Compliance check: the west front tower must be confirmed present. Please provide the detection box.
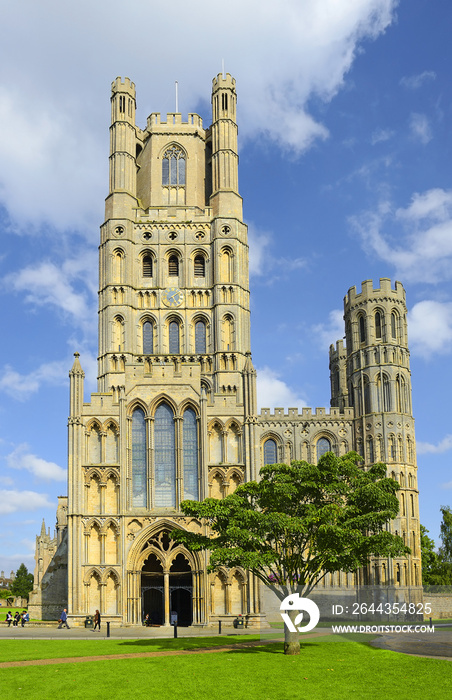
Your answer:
[63,74,260,627]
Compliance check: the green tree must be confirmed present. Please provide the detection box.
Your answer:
[422,508,452,587]
[438,506,452,562]
[173,452,409,655]
[420,524,441,585]
[10,564,34,599]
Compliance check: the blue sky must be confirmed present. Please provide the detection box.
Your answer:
[0,0,451,575]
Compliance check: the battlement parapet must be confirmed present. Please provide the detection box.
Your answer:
[147,112,204,130]
[329,338,346,359]
[258,407,354,419]
[345,278,405,307]
[135,205,212,222]
[111,76,136,96]
[212,73,236,91]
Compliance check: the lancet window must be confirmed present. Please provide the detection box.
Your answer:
[263,438,277,466]
[316,437,331,461]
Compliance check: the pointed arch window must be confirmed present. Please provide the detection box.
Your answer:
[316,437,331,461]
[154,403,176,507]
[263,439,277,466]
[195,320,206,353]
[169,321,180,354]
[367,436,374,463]
[391,312,397,339]
[383,374,391,411]
[375,312,382,339]
[168,255,179,277]
[183,408,198,500]
[132,408,147,507]
[194,255,205,277]
[142,255,153,277]
[359,315,366,344]
[162,145,186,186]
[113,316,125,352]
[142,321,153,354]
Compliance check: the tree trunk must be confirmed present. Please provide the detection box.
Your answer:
[283,608,300,655]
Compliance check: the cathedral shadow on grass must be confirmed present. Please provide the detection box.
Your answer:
[116,636,279,653]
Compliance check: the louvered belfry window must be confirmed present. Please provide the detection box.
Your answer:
[143,255,152,277]
[168,255,179,276]
[194,255,205,277]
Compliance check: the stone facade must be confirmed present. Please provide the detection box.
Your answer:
[31,74,422,626]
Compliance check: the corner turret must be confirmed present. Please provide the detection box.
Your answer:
[210,73,242,218]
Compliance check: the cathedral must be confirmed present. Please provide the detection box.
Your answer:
[29,74,421,626]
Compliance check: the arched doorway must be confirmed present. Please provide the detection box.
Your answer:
[170,553,192,626]
[141,553,164,625]
[137,531,194,626]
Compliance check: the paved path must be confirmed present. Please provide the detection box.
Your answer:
[371,629,452,661]
[0,625,273,640]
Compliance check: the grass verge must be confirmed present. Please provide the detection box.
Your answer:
[0,636,451,700]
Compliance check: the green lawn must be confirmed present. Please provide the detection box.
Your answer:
[0,635,266,662]
[1,636,451,700]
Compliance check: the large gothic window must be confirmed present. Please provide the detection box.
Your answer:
[183,408,198,500]
[162,146,186,186]
[154,403,176,507]
[263,438,277,466]
[132,408,147,507]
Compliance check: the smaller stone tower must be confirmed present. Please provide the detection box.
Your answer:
[343,278,421,596]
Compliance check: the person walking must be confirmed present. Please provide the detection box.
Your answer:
[93,609,101,631]
[5,611,12,627]
[58,608,70,629]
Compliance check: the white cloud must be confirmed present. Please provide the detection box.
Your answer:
[351,188,452,284]
[257,366,307,411]
[0,490,54,515]
[248,225,272,277]
[0,360,68,400]
[407,301,452,357]
[0,476,14,486]
[418,434,452,456]
[409,113,432,144]
[0,0,397,232]
[312,309,345,349]
[396,188,452,223]
[371,127,395,145]
[5,250,98,328]
[400,70,436,89]
[248,223,308,280]
[6,444,67,482]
